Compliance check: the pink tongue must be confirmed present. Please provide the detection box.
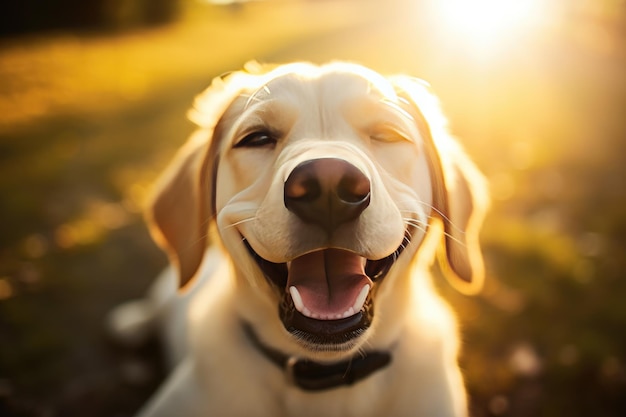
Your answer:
[287,249,372,318]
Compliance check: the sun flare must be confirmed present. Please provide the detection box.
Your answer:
[428,0,547,54]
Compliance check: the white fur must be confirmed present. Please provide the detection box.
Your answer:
[111,62,488,417]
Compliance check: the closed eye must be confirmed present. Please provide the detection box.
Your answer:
[234,130,278,148]
[369,125,413,144]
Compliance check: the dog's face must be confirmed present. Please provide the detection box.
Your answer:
[148,63,488,357]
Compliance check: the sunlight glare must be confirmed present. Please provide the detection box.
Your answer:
[430,0,546,54]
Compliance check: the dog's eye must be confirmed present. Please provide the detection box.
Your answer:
[369,126,411,144]
[234,131,277,148]
[370,132,404,143]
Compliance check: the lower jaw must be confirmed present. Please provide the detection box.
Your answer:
[245,228,413,351]
[279,291,374,351]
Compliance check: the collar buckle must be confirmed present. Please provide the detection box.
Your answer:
[285,356,299,386]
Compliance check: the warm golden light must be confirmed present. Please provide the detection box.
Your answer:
[429,0,547,55]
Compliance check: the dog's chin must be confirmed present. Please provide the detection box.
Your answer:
[243,233,409,353]
[278,290,373,352]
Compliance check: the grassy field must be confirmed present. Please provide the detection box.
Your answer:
[1,1,625,416]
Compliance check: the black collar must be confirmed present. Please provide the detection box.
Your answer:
[242,323,392,391]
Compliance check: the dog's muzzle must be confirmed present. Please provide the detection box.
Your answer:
[246,158,408,349]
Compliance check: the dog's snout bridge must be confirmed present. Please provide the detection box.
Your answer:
[283,158,371,232]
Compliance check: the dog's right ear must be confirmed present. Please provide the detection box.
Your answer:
[147,72,248,288]
[391,75,489,295]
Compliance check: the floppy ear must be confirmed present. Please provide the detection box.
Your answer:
[393,77,489,294]
[432,144,489,294]
[147,131,215,288]
[147,72,245,288]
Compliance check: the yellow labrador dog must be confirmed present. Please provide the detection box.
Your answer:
[111,62,489,417]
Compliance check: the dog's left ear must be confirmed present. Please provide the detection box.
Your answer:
[147,131,216,289]
[147,72,247,288]
[393,77,489,294]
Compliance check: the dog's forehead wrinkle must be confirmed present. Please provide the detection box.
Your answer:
[264,69,391,108]
[237,71,399,148]
[316,66,397,99]
[263,73,316,99]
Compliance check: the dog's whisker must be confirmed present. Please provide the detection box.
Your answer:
[244,84,272,109]
[221,216,258,231]
[403,221,427,232]
[243,93,259,109]
[402,217,428,231]
[402,216,467,248]
[379,98,415,123]
[397,200,467,236]
[187,213,259,251]
[418,203,466,236]
[183,217,216,252]
[422,216,468,248]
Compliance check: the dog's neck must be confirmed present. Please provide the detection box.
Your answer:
[241,322,392,391]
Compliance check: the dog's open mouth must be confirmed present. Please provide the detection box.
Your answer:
[244,235,408,349]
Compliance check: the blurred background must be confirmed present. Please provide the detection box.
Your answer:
[1,0,625,416]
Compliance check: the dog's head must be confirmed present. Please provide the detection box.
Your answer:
[148,62,488,357]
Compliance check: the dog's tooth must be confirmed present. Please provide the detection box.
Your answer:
[289,286,304,313]
[342,308,353,319]
[353,285,370,312]
[290,284,369,320]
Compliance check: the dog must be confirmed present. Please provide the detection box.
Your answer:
[109,62,489,417]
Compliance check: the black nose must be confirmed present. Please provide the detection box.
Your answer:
[284,158,371,232]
